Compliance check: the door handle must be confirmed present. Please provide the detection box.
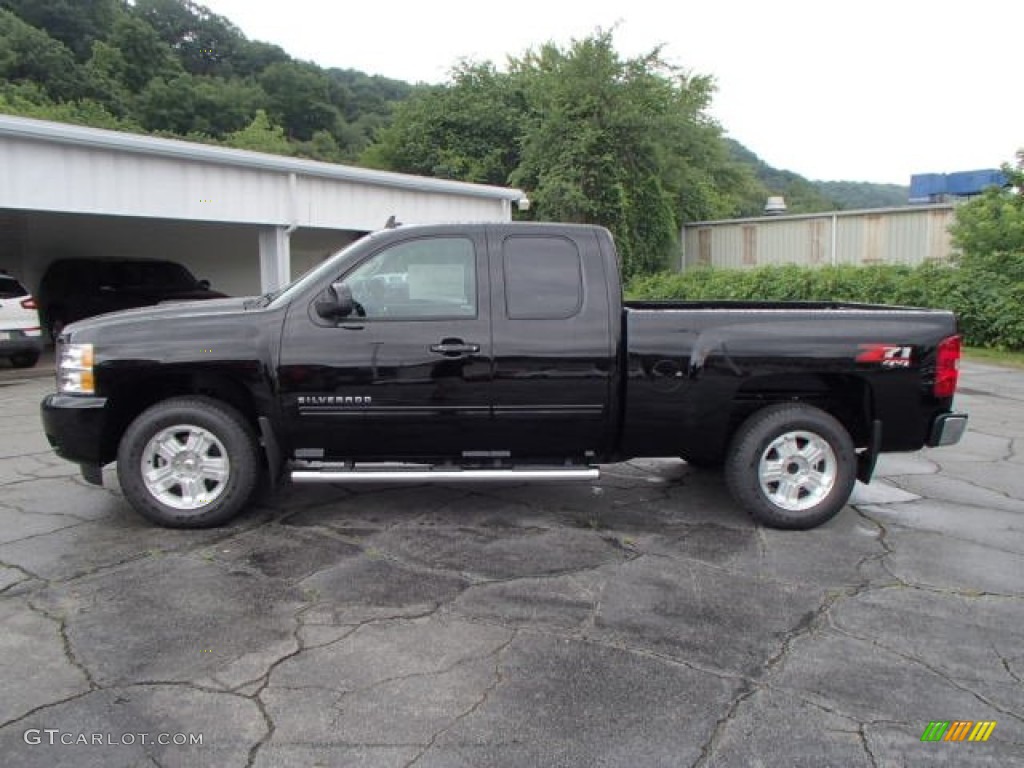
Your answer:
[430,340,480,357]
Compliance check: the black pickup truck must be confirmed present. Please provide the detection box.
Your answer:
[41,222,966,530]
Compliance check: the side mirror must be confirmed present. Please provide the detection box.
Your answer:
[198,279,211,290]
[315,281,355,320]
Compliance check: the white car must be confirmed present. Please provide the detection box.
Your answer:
[0,273,44,368]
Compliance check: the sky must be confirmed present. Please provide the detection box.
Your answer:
[201,0,1022,185]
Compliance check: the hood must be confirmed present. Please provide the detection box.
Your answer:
[64,297,253,338]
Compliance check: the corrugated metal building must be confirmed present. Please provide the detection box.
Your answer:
[681,204,955,270]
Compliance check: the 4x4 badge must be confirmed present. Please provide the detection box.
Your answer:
[856,344,913,368]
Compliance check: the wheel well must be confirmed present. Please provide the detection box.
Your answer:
[104,371,262,462]
[726,374,874,452]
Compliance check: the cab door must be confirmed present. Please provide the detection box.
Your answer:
[278,231,493,459]
[486,227,616,457]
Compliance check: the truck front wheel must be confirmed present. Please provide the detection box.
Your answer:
[725,404,856,530]
[116,397,261,528]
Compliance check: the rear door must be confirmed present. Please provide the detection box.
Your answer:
[278,230,494,459]
[486,226,616,457]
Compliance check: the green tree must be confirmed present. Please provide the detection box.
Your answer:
[0,81,137,130]
[136,73,259,137]
[366,31,754,277]
[362,62,523,185]
[294,129,343,162]
[231,39,290,78]
[0,0,121,59]
[133,0,243,77]
[87,14,180,94]
[259,61,340,141]
[223,109,292,155]
[0,9,90,100]
[950,154,1024,266]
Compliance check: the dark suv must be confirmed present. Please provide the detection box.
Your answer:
[38,258,227,338]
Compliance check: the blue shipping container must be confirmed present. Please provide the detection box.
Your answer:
[909,173,947,199]
[945,169,1006,196]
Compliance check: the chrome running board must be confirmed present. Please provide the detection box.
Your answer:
[291,463,599,484]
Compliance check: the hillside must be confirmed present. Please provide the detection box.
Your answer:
[814,180,909,209]
[0,0,411,162]
[726,140,909,213]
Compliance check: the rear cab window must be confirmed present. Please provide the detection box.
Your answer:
[502,236,583,319]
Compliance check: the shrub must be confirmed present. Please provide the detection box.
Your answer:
[626,259,1024,351]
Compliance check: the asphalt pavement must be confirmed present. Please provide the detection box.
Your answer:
[0,362,1021,767]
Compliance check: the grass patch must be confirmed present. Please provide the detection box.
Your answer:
[963,346,1024,369]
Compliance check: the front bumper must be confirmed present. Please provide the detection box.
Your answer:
[927,412,968,447]
[40,394,111,470]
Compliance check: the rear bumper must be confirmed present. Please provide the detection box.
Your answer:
[40,394,111,467]
[0,332,44,355]
[927,412,968,447]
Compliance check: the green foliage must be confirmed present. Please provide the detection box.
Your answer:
[628,259,1024,350]
[88,14,181,94]
[295,129,342,162]
[223,109,292,155]
[133,0,243,77]
[0,0,409,158]
[0,9,90,100]
[509,34,692,277]
[362,63,522,185]
[0,0,120,59]
[366,31,758,278]
[137,73,260,136]
[259,61,340,141]
[950,156,1024,261]
[0,81,136,130]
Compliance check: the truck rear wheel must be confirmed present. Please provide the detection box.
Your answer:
[725,404,856,530]
[116,397,261,528]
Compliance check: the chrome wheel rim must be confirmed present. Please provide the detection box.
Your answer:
[758,430,837,512]
[141,425,230,510]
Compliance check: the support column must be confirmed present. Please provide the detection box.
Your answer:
[258,226,291,292]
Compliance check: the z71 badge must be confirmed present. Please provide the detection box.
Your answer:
[856,344,913,368]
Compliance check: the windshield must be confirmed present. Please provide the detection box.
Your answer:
[265,234,377,308]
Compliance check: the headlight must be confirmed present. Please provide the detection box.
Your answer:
[57,343,95,394]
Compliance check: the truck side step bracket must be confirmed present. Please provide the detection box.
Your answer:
[290,464,600,484]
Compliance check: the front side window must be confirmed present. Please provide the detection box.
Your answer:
[342,237,477,319]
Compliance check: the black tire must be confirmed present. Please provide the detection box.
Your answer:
[9,350,40,368]
[724,404,856,530]
[116,397,261,528]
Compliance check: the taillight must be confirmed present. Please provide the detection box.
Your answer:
[934,335,961,398]
[20,297,37,309]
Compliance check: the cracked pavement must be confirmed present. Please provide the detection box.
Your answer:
[1,362,1022,766]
